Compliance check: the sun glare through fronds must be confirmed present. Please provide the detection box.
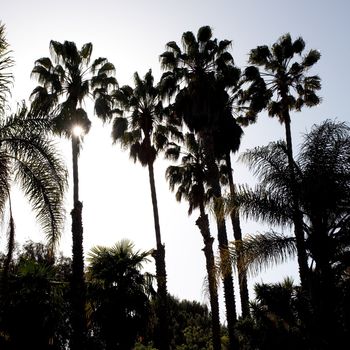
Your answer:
[72,125,84,137]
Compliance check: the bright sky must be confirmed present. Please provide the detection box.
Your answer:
[2,0,350,320]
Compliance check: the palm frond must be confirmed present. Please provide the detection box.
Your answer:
[229,232,297,277]
[0,22,14,116]
[233,184,293,227]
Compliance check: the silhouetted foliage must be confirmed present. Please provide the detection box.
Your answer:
[86,240,153,350]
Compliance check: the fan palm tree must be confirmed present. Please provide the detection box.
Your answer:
[0,22,13,117]
[235,278,307,350]
[96,69,171,350]
[238,33,321,291]
[87,240,153,350]
[30,40,116,350]
[166,132,221,350]
[0,104,67,283]
[214,111,250,318]
[160,26,241,349]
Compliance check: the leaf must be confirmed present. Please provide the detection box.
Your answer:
[111,117,128,141]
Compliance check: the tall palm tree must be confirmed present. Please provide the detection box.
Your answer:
[87,240,153,350]
[0,104,67,282]
[0,22,13,117]
[97,69,170,350]
[30,40,116,350]
[238,33,321,291]
[214,111,250,318]
[160,26,241,349]
[166,132,221,350]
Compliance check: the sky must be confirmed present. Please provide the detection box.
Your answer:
[2,0,350,321]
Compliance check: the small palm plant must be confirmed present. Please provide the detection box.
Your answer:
[87,240,153,350]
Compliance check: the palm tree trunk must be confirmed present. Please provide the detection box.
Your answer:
[196,204,221,350]
[200,129,239,350]
[72,135,80,204]
[148,161,169,350]
[283,115,310,292]
[225,153,250,319]
[2,208,14,287]
[70,135,87,350]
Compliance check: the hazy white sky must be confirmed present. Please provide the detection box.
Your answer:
[2,0,350,320]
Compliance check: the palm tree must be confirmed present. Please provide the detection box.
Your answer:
[235,278,307,350]
[0,104,67,283]
[96,69,171,350]
[87,240,153,350]
[160,26,241,349]
[165,132,221,350]
[214,111,250,318]
[230,120,350,348]
[0,22,13,117]
[238,33,321,291]
[30,40,116,350]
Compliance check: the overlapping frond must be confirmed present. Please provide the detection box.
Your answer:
[229,232,297,277]
[234,184,293,228]
[240,33,321,125]
[31,40,116,139]
[0,106,68,248]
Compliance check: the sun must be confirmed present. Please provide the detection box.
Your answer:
[72,125,84,137]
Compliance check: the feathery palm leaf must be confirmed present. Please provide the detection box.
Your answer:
[0,23,14,117]
[230,232,297,277]
[0,105,67,247]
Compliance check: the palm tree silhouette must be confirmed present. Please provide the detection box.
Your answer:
[99,69,170,350]
[160,25,241,349]
[87,239,152,349]
[30,40,116,350]
[0,104,67,283]
[231,120,350,348]
[239,33,321,291]
[166,132,221,350]
[213,111,250,318]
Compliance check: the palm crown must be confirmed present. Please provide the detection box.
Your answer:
[166,132,212,215]
[110,69,169,166]
[30,40,116,138]
[239,33,321,125]
[235,120,350,270]
[160,26,241,132]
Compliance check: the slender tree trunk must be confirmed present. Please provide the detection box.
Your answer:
[196,203,221,350]
[225,153,250,319]
[2,209,14,287]
[200,130,239,350]
[70,135,87,350]
[148,161,169,350]
[283,115,310,292]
